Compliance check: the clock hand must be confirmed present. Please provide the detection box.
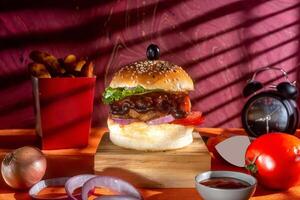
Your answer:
[269,107,281,116]
[266,117,269,133]
[265,115,271,133]
[255,117,266,122]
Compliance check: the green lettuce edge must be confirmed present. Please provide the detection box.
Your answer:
[102,85,160,104]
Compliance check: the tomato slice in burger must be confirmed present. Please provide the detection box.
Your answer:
[172,111,204,126]
[180,96,191,112]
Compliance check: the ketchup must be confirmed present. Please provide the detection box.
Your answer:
[200,177,250,189]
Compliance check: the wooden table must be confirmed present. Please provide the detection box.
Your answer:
[1,128,300,200]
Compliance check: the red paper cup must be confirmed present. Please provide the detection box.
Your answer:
[32,77,96,150]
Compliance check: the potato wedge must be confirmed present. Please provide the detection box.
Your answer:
[29,50,65,76]
[28,63,51,78]
[75,60,86,72]
[64,54,77,65]
[81,61,94,77]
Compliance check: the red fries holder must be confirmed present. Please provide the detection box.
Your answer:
[32,77,96,150]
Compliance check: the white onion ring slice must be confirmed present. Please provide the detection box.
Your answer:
[65,174,96,200]
[29,177,69,200]
[95,195,141,200]
[81,176,142,200]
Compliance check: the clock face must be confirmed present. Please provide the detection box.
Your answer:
[245,96,289,136]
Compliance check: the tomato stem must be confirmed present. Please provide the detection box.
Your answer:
[245,163,258,174]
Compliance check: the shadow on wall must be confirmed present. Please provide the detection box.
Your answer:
[0,0,299,128]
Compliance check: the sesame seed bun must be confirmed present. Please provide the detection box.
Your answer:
[109,60,194,92]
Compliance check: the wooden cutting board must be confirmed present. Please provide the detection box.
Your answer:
[94,132,211,188]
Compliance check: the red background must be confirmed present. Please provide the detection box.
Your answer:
[1,0,300,129]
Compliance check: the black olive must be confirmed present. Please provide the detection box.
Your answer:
[146,44,160,60]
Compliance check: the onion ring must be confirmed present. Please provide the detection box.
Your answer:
[29,175,142,200]
[95,195,141,200]
[29,177,69,200]
[81,176,142,200]
[65,174,96,200]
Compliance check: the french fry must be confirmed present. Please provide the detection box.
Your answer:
[28,63,51,78]
[80,61,94,77]
[29,51,65,76]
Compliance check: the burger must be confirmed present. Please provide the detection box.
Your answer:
[102,44,204,151]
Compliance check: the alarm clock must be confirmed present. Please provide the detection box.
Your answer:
[241,67,299,137]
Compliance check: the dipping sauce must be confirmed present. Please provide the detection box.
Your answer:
[200,177,250,189]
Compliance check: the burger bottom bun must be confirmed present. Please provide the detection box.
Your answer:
[107,118,194,151]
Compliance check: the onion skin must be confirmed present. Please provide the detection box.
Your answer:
[1,146,47,189]
[95,195,141,200]
[82,176,142,200]
[65,174,96,200]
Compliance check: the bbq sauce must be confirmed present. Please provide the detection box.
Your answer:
[200,177,250,189]
[110,92,188,118]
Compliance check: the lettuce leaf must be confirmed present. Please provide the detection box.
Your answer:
[102,85,150,104]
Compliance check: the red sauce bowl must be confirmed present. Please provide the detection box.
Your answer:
[195,171,256,200]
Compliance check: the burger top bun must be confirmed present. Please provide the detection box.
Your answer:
[109,60,194,92]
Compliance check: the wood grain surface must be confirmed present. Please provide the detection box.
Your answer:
[1,0,300,129]
[1,128,300,199]
[95,132,211,188]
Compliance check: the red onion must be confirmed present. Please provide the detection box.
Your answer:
[29,175,142,200]
[65,174,96,200]
[112,118,138,125]
[1,146,47,189]
[29,177,69,200]
[81,176,142,200]
[95,195,141,200]
[146,115,175,125]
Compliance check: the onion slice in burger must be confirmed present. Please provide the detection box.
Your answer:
[111,118,138,125]
[65,174,96,200]
[81,176,142,200]
[146,115,175,125]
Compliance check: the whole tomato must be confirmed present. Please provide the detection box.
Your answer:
[245,133,300,190]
